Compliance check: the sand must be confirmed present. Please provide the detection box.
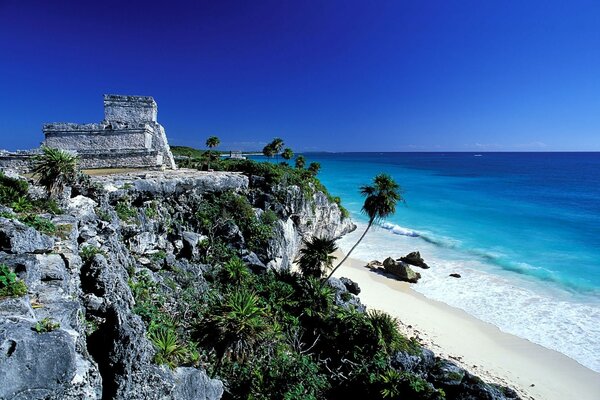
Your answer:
[331,251,600,400]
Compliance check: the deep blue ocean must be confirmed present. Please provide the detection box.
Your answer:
[298,152,600,371]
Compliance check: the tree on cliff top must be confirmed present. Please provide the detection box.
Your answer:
[32,146,79,197]
[263,138,284,161]
[281,148,294,164]
[323,173,403,285]
[205,136,220,170]
[295,155,306,169]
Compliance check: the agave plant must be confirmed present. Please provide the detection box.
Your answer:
[148,327,186,369]
[219,257,250,285]
[206,288,269,364]
[31,146,79,196]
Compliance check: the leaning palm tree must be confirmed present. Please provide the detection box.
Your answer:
[31,146,79,197]
[296,236,338,278]
[323,174,403,285]
[205,136,220,170]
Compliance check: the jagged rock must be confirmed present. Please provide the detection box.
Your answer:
[328,277,366,312]
[0,297,35,319]
[243,252,267,273]
[0,217,54,254]
[182,231,207,259]
[391,348,435,377]
[399,251,429,269]
[0,320,78,399]
[450,273,462,278]
[340,277,361,295]
[171,367,224,400]
[129,232,159,255]
[67,195,98,223]
[431,359,466,386]
[366,260,383,269]
[383,257,421,283]
[266,185,355,270]
[217,222,245,248]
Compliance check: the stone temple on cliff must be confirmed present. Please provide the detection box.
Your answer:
[42,94,176,170]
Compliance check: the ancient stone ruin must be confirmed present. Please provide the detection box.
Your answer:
[43,94,176,170]
[0,94,177,171]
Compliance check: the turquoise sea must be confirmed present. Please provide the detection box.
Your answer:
[299,152,600,372]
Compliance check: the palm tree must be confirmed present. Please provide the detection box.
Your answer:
[205,136,220,170]
[262,143,276,158]
[308,162,321,176]
[263,138,284,162]
[31,146,79,197]
[296,236,338,278]
[270,138,284,155]
[323,174,403,285]
[295,155,306,169]
[281,148,294,164]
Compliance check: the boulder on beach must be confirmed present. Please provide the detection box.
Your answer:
[366,260,383,269]
[383,257,421,283]
[399,251,429,269]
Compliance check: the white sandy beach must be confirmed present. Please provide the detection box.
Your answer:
[331,251,600,400]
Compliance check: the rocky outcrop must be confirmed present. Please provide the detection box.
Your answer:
[383,257,421,283]
[0,169,350,399]
[392,351,520,400]
[400,251,429,269]
[265,185,355,270]
[0,218,54,254]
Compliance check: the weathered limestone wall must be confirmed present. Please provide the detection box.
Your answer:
[104,94,158,123]
[41,94,176,170]
[0,151,38,173]
[44,124,153,151]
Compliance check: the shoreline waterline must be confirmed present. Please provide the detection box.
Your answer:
[335,219,600,373]
[331,250,600,400]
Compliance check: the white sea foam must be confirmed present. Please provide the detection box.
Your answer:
[338,220,600,372]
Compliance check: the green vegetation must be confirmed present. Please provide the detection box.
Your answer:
[194,191,277,255]
[31,145,79,196]
[281,147,294,164]
[80,245,106,263]
[296,236,338,278]
[295,154,306,169]
[308,161,321,176]
[206,136,221,170]
[263,137,284,161]
[324,173,403,284]
[115,198,137,222]
[0,171,61,216]
[19,214,56,235]
[34,318,60,333]
[0,264,27,298]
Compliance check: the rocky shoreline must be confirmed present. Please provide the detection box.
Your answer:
[0,168,519,399]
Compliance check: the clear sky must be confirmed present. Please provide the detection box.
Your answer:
[1,0,599,152]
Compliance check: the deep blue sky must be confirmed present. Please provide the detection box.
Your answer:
[1,1,599,151]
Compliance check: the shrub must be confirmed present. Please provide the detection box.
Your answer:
[31,146,78,196]
[80,245,106,263]
[198,288,270,364]
[34,318,60,333]
[0,171,29,206]
[19,214,56,235]
[115,199,137,222]
[219,257,250,285]
[0,264,27,298]
[148,327,186,369]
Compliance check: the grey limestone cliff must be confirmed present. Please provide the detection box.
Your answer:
[0,169,352,399]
